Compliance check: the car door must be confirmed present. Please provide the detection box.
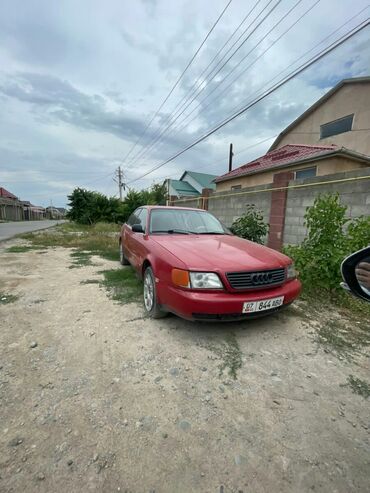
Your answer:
[129,208,148,270]
[123,208,143,264]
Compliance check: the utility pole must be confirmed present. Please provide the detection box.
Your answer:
[114,166,125,201]
[228,143,234,172]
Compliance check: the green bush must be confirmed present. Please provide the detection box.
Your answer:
[284,193,370,295]
[230,205,269,244]
[67,182,167,225]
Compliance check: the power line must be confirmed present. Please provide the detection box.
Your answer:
[127,0,282,168]
[126,19,370,185]
[151,0,318,154]
[121,0,233,164]
[130,3,368,174]
[139,134,279,183]
[126,0,265,167]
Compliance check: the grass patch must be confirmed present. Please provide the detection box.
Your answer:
[347,375,370,399]
[69,250,94,268]
[100,268,142,304]
[315,316,370,358]
[209,333,243,380]
[5,245,46,253]
[19,222,120,262]
[0,292,18,304]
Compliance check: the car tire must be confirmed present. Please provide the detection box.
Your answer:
[143,267,167,319]
[119,241,130,265]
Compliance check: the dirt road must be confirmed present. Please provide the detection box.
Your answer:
[0,239,369,493]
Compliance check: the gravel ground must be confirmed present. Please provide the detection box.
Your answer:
[0,239,369,493]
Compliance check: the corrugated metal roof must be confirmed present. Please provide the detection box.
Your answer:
[182,171,217,189]
[170,179,199,196]
[214,144,370,183]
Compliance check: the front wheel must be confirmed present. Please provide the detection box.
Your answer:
[119,241,130,265]
[143,267,167,319]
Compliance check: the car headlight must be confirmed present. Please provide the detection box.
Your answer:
[189,272,223,289]
[286,263,297,280]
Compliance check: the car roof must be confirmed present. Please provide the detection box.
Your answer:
[144,205,206,212]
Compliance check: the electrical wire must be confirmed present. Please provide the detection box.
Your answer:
[137,134,279,183]
[126,19,370,185]
[125,0,265,166]
[131,3,368,173]
[132,0,312,167]
[121,0,233,164]
[150,0,318,154]
[127,0,282,167]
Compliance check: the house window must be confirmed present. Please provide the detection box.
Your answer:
[320,114,353,139]
[231,185,242,191]
[295,166,317,180]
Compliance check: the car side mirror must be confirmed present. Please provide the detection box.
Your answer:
[341,246,370,302]
[132,223,144,233]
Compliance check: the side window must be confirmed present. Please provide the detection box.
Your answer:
[320,114,353,139]
[139,208,148,232]
[295,166,317,180]
[231,185,241,191]
[127,208,142,226]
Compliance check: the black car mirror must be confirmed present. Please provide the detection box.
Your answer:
[341,246,370,302]
[132,224,144,233]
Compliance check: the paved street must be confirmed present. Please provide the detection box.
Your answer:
[0,220,66,242]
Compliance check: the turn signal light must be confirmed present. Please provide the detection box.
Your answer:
[171,269,190,288]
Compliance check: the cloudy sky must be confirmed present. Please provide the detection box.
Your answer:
[0,0,369,207]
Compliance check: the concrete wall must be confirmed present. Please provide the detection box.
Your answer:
[283,167,370,245]
[274,81,370,155]
[173,184,272,228]
[173,168,370,248]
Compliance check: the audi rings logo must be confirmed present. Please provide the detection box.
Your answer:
[251,272,273,285]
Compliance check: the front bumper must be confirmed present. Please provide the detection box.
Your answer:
[160,278,301,321]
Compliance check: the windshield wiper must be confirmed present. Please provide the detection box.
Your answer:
[152,229,190,235]
[196,231,227,235]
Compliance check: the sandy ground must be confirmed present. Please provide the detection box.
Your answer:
[0,239,369,493]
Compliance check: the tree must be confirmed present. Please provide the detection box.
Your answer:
[66,181,167,225]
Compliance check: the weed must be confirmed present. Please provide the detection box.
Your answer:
[69,250,94,268]
[315,318,370,358]
[20,223,120,262]
[5,245,45,253]
[347,375,370,398]
[209,333,243,380]
[80,279,100,285]
[100,268,142,304]
[0,292,18,304]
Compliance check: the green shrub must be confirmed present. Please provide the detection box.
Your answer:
[284,193,370,296]
[66,183,167,225]
[230,205,269,244]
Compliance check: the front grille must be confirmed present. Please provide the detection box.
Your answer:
[226,268,286,290]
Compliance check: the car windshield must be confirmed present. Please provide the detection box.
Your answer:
[149,208,229,235]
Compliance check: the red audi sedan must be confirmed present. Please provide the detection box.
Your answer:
[119,206,301,321]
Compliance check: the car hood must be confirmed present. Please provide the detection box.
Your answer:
[151,234,290,272]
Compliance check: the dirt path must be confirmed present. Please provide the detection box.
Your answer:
[0,240,369,493]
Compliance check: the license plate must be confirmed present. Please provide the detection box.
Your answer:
[242,296,284,313]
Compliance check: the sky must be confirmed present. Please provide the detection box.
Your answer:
[0,0,369,207]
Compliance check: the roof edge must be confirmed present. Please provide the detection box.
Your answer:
[215,148,370,183]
